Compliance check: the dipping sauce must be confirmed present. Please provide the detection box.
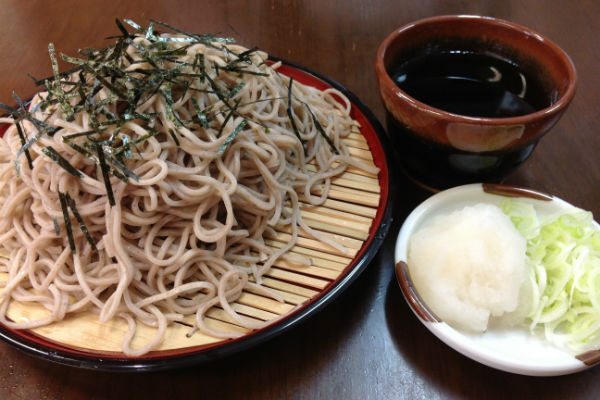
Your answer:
[390,52,549,118]
[384,47,554,190]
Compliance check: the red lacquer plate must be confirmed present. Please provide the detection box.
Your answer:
[0,59,393,371]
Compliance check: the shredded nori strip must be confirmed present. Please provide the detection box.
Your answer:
[65,192,97,251]
[62,130,103,140]
[149,19,235,46]
[63,139,129,182]
[48,43,75,120]
[115,18,132,38]
[218,119,247,156]
[32,65,83,87]
[112,129,158,160]
[303,102,339,155]
[58,192,76,252]
[81,63,128,100]
[160,83,184,127]
[203,72,233,110]
[217,99,241,137]
[14,121,34,169]
[18,130,44,158]
[192,53,205,81]
[7,93,36,167]
[41,146,83,178]
[94,142,116,206]
[190,97,210,128]
[286,77,307,156]
[168,128,180,146]
[216,66,269,77]
[13,160,20,177]
[53,217,61,235]
[227,82,245,99]
[225,46,258,69]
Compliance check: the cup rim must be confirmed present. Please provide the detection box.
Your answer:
[375,14,578,125]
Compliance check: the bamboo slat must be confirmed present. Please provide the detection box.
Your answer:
[246,284,311,306]
[305,164,380,193]
[348,147,375,162]
[313,185,381,208]
[253,276,319,299]
[271,249,349,272]
[300,202,374,227]
[265,239,354,264]
[301,197,377,218]
[264,230,362,256]
[343,137,370,150]
[271,259,341,280]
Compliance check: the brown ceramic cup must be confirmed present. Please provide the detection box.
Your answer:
[375,15,577,191]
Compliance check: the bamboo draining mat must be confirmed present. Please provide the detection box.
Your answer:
[0,130,381,355]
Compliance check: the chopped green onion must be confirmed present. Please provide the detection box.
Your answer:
[501,199,600,353]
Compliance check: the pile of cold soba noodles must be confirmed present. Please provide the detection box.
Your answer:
[0,21,377,355]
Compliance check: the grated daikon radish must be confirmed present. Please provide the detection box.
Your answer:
[408,203,527,332]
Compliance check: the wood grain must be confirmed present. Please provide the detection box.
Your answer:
[0,1,599,399]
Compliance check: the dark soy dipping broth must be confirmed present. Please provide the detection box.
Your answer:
[390,52,549,117]
[385,50,553,189]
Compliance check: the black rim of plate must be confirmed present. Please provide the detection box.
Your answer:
[0,58,395,371]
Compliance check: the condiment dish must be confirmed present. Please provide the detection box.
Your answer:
[395,183,600,376]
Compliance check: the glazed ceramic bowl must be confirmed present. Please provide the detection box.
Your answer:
[375,15,577,191]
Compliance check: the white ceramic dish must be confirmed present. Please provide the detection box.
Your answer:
[394,183,600,376]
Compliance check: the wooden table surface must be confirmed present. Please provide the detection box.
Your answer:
[0,1,598,399]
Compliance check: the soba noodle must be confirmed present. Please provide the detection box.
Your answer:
[0,21,378,355]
